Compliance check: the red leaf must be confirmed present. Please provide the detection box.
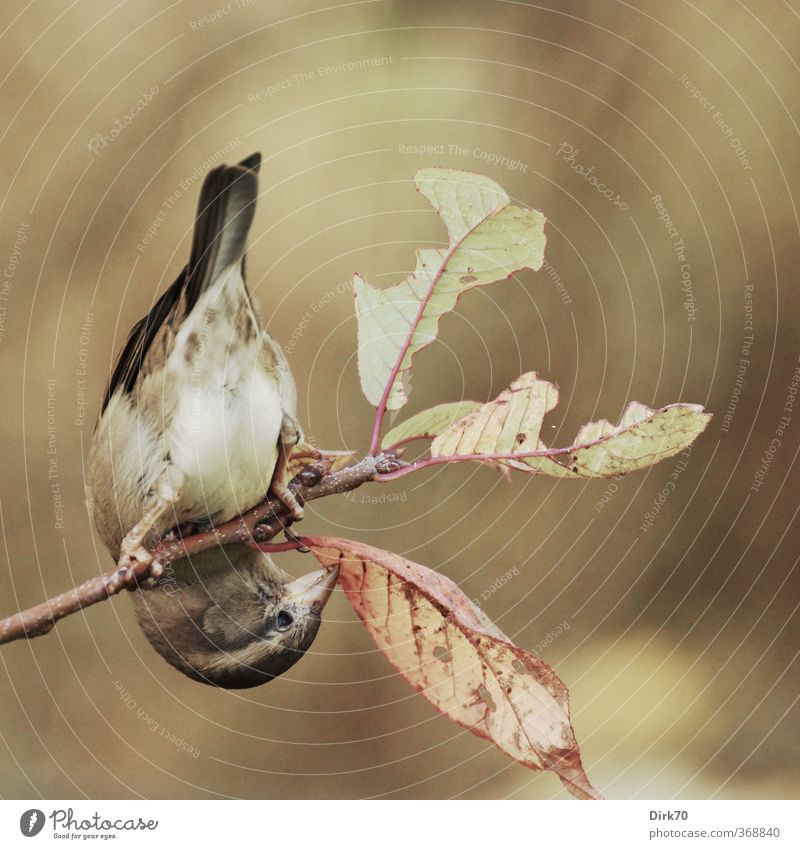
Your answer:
[305,536,601,799]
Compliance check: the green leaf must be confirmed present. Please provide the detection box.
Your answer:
[380,401,481,449]
[355,169,546,412]
[430,371,711,478]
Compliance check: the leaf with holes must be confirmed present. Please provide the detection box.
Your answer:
[427,371,711,477]
[305,535,601,800]
[355,168,546,413]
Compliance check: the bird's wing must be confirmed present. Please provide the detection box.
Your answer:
[100,153,262,413]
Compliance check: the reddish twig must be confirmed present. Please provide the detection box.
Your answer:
[248,540,306,554]
[371,444,580,481]
[0,454,397,646]
[0,432,595,645]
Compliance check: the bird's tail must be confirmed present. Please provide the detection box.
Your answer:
[97,153,263,414]
[184,152,261,306]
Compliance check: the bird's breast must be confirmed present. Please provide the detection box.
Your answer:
[169,367,282,523]
[166,274,284,524]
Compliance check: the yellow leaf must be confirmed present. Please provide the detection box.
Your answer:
[381,401,482,449]
[430,372,711,477]
[355,169,546,412]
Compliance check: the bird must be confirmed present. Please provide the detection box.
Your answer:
[87,152,338,688]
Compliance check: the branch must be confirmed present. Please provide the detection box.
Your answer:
[0,453,400,646]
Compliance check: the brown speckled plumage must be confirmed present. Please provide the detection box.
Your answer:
[87,153,337,688]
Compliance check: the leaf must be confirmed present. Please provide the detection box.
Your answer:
[305,535,601,800]
[381,401,481,449]
[430,371,711,478]
[355,169,546,413]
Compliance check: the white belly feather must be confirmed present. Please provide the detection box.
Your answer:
[166,267,282,523]
[169,371,281,522]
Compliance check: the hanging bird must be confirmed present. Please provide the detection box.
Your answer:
[87,153,338,688]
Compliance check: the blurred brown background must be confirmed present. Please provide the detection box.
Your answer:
[0,0,798,800]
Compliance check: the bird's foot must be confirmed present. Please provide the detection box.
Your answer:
[269,431,305,522]
[112,542,164,592]
[110,466,183,592]
[269,480,304,522]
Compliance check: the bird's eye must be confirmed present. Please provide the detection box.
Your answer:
[275,610,294,632]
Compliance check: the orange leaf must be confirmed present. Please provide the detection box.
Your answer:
[305,536,601,800]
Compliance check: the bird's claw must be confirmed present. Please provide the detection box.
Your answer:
[164,522,197,541]
[283,527,310,553]
[269,482,305,522]
[114,544,164,592]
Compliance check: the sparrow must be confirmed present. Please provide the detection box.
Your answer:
[87,152,338,688]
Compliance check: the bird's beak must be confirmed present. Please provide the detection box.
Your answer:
[284,565,339,612]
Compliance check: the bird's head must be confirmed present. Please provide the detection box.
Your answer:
[131,547,338,688]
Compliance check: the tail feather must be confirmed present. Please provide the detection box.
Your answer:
[99,153,262,413]
[185,153,261,307]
